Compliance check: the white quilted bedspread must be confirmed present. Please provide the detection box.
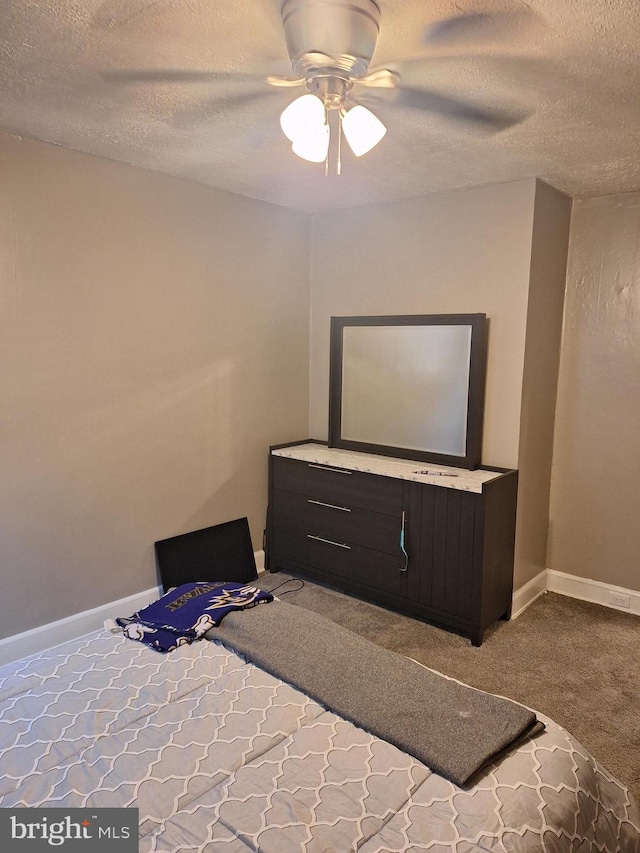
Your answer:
[1,631,638,852]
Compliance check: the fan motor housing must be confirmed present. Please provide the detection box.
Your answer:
[281,0,381,79]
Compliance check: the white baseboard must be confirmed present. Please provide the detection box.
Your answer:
[511,569,548,620]
[547,569,640,616]
[0,550,268,667]
[0,585,162,668]
[511,569,640,620]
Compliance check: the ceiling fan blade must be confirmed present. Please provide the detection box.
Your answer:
[423,9,542,49]
[380,54,568,109]
[379,86,531,131]
[100,69,268,85]
[172,89,281,127]
[355,69,400,89]
[391,52,546,71]
[102,69,304,93]
[265,75,305,88]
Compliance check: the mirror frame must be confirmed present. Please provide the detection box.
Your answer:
[328,313,488,470]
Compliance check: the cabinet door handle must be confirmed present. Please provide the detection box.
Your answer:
[400,510,408,572]
[307,499,351,512]
[308,464,352,474]
[306,534,351,550]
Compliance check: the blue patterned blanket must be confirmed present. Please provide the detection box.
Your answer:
[116,582,273,652]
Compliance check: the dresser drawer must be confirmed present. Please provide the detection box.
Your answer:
[272,488,401,557]
[271,520,408,598]
[272,455,403,515]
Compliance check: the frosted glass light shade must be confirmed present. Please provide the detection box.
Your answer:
[342,105,386,156]
[280,94,325,142]
[291,123,330,162]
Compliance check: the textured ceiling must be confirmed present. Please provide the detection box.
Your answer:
[1,0,639,212]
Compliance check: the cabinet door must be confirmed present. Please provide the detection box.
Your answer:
[417,484,478,620]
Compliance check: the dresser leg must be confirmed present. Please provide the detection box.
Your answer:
[470,628,483,647]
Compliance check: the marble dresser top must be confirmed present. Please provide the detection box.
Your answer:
[272,443,508,494]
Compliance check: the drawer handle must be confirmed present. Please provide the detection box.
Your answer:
[306,534,351,550]
[307,499,352,513]
[308,464,352,474]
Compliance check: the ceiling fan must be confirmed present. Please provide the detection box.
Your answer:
[103,0,535,173]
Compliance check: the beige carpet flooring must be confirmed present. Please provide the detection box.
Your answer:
[259,571,640,804]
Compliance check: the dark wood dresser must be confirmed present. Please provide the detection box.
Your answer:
[266,441,518,646]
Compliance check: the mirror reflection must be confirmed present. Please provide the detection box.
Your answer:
[341,325,472,457]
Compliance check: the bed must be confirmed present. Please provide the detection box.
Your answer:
[1,592,639,853]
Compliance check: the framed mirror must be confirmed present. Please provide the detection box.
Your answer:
[329,314,488,469]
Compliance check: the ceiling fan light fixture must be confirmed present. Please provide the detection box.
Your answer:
[291,123,330,162]
[341,104,386,156]
[280,93,325,142]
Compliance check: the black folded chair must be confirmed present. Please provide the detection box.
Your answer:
[155,517,258,592]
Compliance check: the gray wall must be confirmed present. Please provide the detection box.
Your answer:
[0,134,310,640]
[309,180,537,470]
[549,192,640,593]
[516,181,572,587]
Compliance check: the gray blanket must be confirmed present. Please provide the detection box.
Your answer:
[207,600,541,786]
